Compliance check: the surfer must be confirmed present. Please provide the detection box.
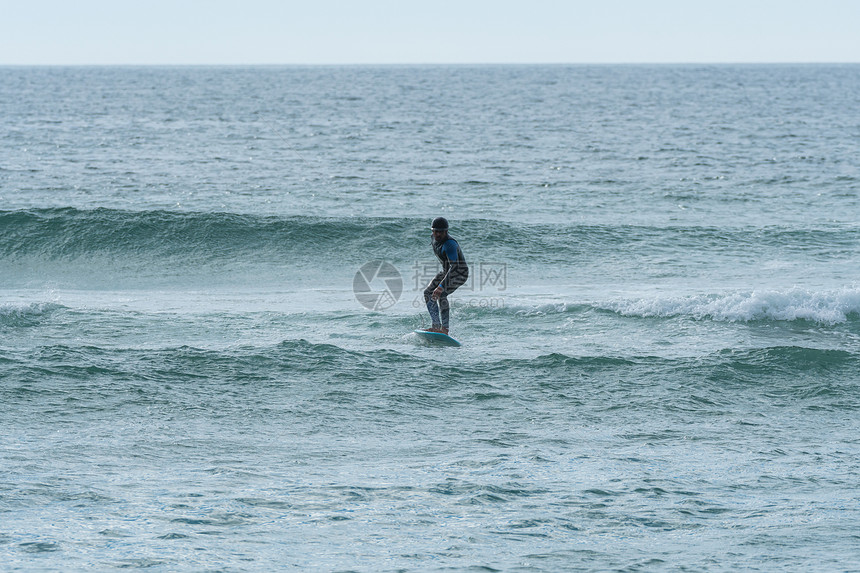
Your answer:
[424,217,469,335]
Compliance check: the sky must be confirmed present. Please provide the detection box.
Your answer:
[1,0,858,65]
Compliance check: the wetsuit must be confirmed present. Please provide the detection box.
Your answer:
[424,235,469,329]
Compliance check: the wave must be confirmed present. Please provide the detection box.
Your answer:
[0,339,476,388]
[710,345,858,370]
[598,287,860,325]
[0,302,64,327]
[513,345,859,373]
[3,208,857,265]
[0,207,417,263]
[3,340,857,394]
[0,208,432,288]
[498,346,860,402]
[455,287,860,326]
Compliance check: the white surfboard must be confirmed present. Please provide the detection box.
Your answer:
[414,329,461,347]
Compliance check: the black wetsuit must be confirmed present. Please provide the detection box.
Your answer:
[424,235,469,329]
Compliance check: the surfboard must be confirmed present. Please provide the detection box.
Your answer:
[414,329,461,347]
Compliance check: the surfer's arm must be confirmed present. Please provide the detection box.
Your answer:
[435,241,459,293]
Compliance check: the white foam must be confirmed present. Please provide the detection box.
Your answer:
[599,287,860,325]
[0,301,62,318]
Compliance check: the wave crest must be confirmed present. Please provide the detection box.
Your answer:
[599,287,860,325]
[0,302,64,327]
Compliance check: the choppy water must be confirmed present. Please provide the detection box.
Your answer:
[1,65,860,571]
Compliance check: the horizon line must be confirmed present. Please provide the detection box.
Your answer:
[2,61,859,67]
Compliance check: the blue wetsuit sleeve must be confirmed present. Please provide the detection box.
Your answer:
[438,239,459,291]
[443,240,458,262]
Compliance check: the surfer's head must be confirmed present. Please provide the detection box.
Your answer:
[430,217,448,231]
[431,217,449,240]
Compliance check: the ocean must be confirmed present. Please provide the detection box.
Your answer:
[1,64,859,571]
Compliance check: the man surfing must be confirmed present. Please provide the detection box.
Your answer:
[423,217,469,335]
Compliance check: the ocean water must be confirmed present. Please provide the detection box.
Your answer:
[1,65,859,571]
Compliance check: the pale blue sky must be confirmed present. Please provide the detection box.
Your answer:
[2,0,858,65]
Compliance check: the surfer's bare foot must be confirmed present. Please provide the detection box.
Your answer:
[426,325,443,333]
[440,327,449,335]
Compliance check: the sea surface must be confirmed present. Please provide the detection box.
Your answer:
[1,64,859,571]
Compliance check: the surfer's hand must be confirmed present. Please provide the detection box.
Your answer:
[432,286,443,300]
